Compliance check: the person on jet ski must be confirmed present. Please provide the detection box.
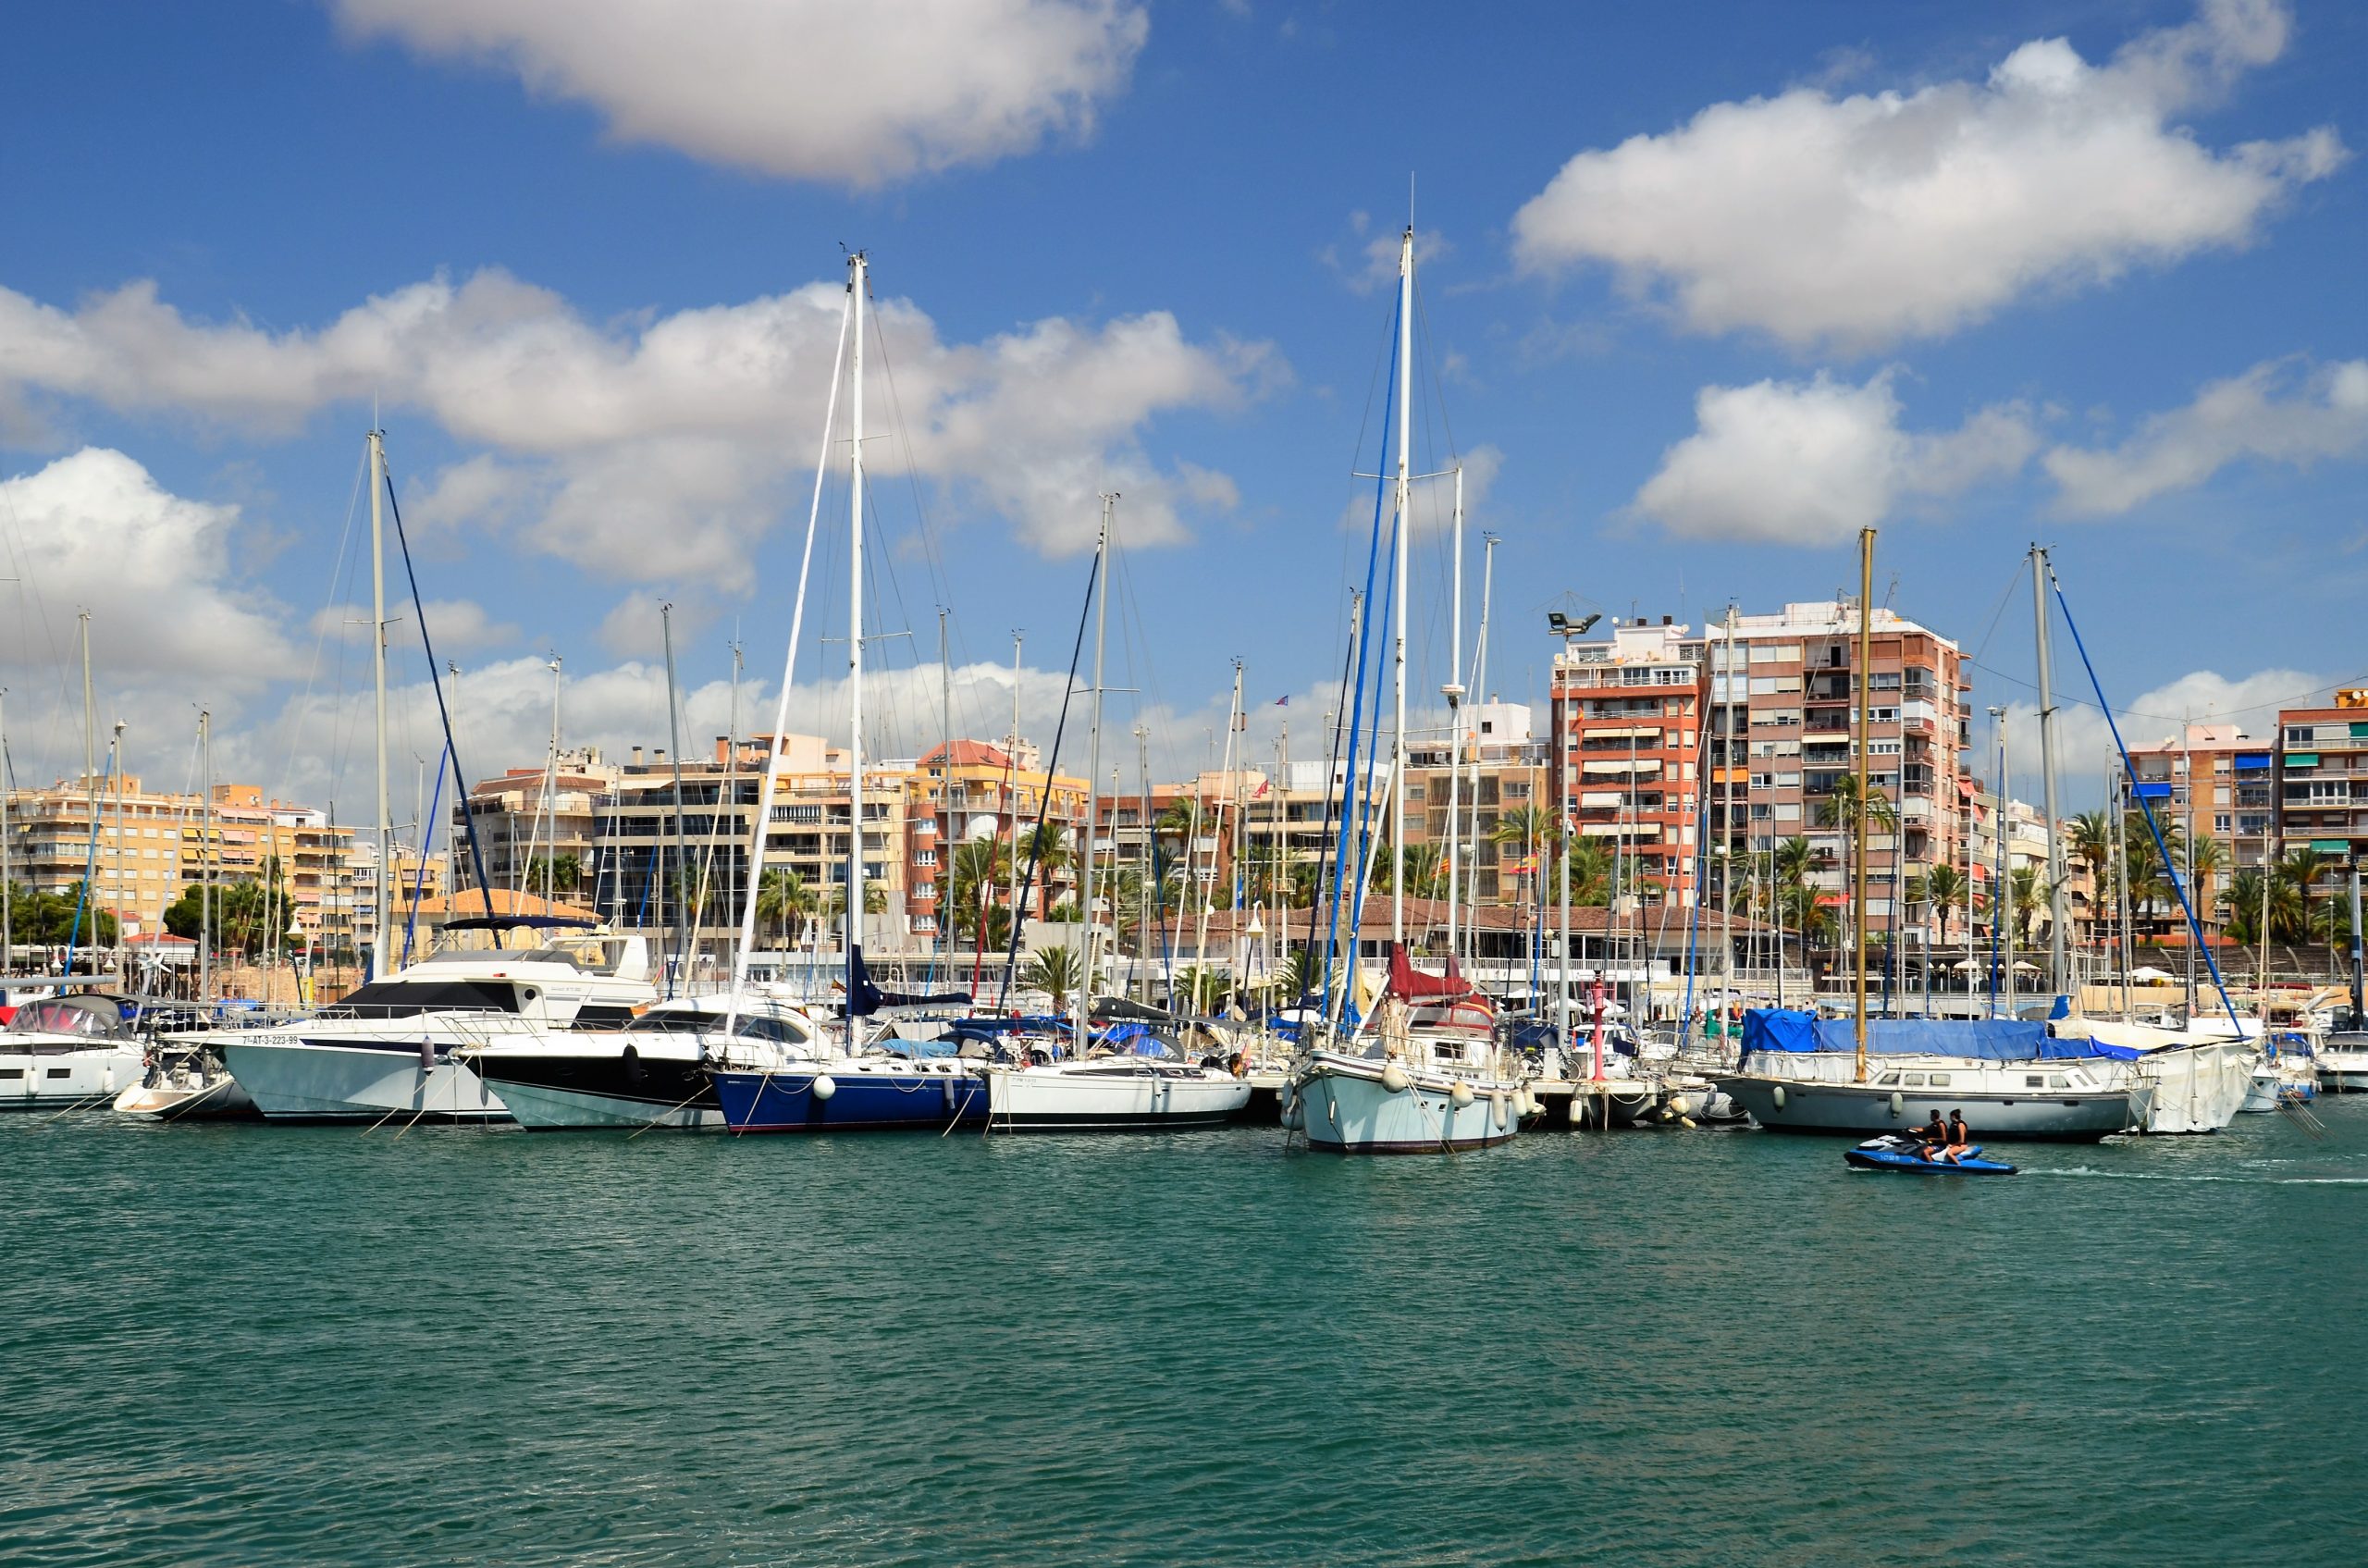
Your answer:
[1939,1109,1972,1164]
[1911,1110,1946,1155]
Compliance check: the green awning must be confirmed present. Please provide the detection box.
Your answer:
[2352,721,2368,739]
[2311,839,2351,854]
[2288,752,2321,767]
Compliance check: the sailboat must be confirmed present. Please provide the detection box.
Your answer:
[983,499,1252,1133]
[706,252,987,1135]
[1283,222,1525,1154]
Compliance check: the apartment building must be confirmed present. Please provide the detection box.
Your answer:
[2126,722,2274,933]
[1404,700,1548,907]
[453,747,622,896]
[1706,601,1973,932]
[1549,621,1705,909]
[2276,691,2368,887]
[909,736,1090,942]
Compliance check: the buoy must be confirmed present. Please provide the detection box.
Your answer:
[810,1073,838,1102]
[1667,1093,1694,1117]
[1449,1081,1474,1108]
[1888,1091,1904,1117]
[1771,1084,1787,1110]
[1380,1064,1412,1093]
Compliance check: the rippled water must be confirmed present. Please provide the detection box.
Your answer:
[4,1098,2364,1566]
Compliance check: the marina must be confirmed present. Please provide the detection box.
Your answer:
[6,2,2368,1563]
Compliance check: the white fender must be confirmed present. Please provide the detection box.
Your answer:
[1666,1093,1694,1117]
[1491,1091,1511,1129]
[1379,1064,1412,1094]
[1449,1081,1474,1108]
[1888,1091,1904,1117]
[1771,1084,1787,1110]
[810,1073,838,1102]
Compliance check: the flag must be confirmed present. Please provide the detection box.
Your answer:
[1274,696,1289,707]
[1252,779,1270,798]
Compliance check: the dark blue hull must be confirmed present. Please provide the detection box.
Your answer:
[709,1066,986,1133]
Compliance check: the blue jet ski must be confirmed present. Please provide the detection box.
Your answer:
[1844,1134,2017,1176]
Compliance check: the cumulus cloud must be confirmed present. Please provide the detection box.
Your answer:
[310,598,521,653]
[327,0,1148,187]
[1632,373,2036,544]
[2045,356,2368,514]
[0,268,1275,571]
[1511,0,2344,351]
[2001,665,2323,805]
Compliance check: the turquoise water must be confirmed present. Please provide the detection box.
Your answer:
[5,1103,2364,1566]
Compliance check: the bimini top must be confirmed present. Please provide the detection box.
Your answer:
[1741,1008,2108,1062]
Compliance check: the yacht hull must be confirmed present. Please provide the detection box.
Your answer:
[111,1074,260,1121]
[1,1045,145,1111]
[221,1038,509,1124]
[986,1066,1252,1131]
[469,1048,721,1130]
[709,1063,986,1133]
[1290,1055,1517,1154]
[1716,1073,2134,1142]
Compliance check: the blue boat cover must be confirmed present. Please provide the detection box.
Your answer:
[1741,1008,2106,1061]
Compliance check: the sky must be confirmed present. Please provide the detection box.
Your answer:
[2,0,2363,830]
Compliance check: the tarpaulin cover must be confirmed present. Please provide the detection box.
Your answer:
[1741,1008,2107,1061]
[1387,943,1473,1002]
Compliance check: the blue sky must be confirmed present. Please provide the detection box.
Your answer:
[2,0,2362,821]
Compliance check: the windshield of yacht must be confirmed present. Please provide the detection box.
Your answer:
[6,995,131,1039]
[625,1007,811,1044]
[317,980,524,1019]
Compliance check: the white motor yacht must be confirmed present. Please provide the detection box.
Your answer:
[218,926,658,1123]
[2,993,145,1112]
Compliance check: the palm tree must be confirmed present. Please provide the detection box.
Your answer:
[1023,944,1083,1012]
[2276,847,2325,945]
[1370,839,1446,899]
[827,883,888,920]
[1287,862,1320,910]
[754,867,816,950]
[1564,836,1614,907]
[1489,803,1552,908]
[2009,866,2052,948]
[1919,862,1967,945]
[1173,964,1227,1013]
[946,837,1009,932]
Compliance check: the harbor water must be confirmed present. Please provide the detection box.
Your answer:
[5,1105,2364,1566]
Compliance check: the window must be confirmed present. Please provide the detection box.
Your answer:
[2214,814,2231,833]
[1748,643,1799,664]
[2288,725,2314,746]
[2025,1075,2044,1089]
[1928,1072,1951,1087]
[915,849,937,867]
[1903,1073,1925,1086]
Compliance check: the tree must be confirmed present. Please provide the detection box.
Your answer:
[525,852,583,895]
[1369,839,1446,899]
[1918,862,1967,945]
[1489,803,1552,907]
[2276,847,2325,944]
[2009,867,2052,947]
[1023,944,1082,1013]
[946,839,1009,937]
[754,868,816,950]
[827,882,888,920]
[1173,964,1227,1013]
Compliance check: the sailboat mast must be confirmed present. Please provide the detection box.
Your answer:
[80,611,93,790]
[661,604,689,994]
[2030,544,2068,994]
[1854,527,1874,1083]
[199,709,212,1005]
[1005,630,1023,966]
[1390,225,1413,946]
[1444,464,1464,963]
[938,607,951,966]
[1199,661,1241,994]
[1467,535,1495,965]
[1078,499,1112,1050]
[847,251,869,1035]
[1719,605,1736,1040]
[368,430,392,981]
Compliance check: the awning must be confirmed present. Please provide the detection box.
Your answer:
[1582,759,1660,775]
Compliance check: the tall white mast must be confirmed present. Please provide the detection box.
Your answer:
[199,709,212,1005]
[1077,497,1114,1054]
[1198,661,1241,993]
[723,280,851,1034]
[2030,544,2067,995]
[367,430,392,981]
[1443,463,1465,962]
[1390,223,1413,945]
[1006,631,1024,945]
[1464,535,1497,963]
[1,686,11,972]
[938,607,951,964]
[846,251,868,1036]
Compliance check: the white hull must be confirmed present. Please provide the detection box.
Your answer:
[2318,1037,2368,1092]
[222,1037,509,1123]
[1718,1058,2138,1142]
[986,1063,1251,1131]
[1,1044,144,1111]
[1289,1051,1518,1154]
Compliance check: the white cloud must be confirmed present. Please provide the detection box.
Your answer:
[328,0,1148,187]
[1632,373,2035,544]
[1511,0,2344,351]
[0,269,1274,570]
[2045,356,2368,514]
[1320,224,1449,294]
[2000,665,2322,807]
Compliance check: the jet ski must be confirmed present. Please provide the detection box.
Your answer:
[1844,1134,2017,1176]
